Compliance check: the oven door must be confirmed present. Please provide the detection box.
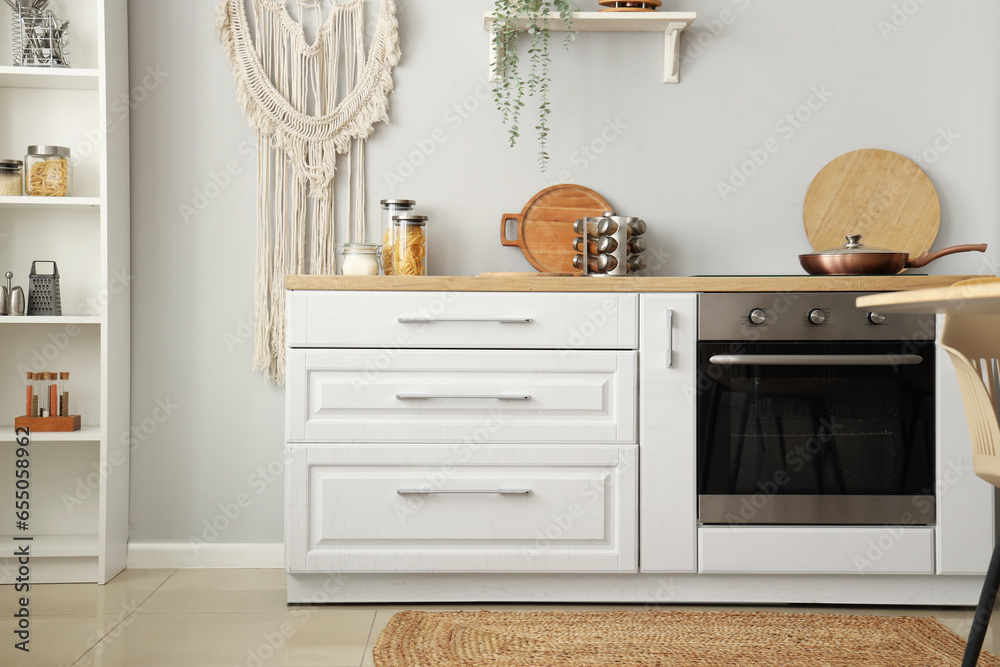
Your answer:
[697,340,935,525]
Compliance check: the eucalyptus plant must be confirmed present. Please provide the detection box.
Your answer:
[491,0,575,171]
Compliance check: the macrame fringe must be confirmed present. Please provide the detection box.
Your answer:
[217,0,399,385]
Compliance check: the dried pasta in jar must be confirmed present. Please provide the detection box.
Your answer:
[382,229,393,275]
[380,200,416,276]
[25,146,72,197]
[392,215,428,276]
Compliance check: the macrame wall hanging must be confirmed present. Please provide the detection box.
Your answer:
[216,0,400,384]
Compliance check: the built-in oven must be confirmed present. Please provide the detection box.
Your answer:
[697,292,937,526]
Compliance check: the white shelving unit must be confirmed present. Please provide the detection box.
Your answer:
[0,0,130,585]
[483,11,697,83]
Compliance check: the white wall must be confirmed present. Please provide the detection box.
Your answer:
[126,0,1000,553]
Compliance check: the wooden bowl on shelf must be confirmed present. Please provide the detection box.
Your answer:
[598,0,662,11]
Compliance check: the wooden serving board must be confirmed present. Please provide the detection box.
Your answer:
[803,149,940,255]
[500,184,612,275]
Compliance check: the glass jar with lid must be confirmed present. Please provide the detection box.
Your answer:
[339,243,381,276]
[380,199,415,275]
[0,159,23,196]
[25,145,72,197]
[392,215,428,276]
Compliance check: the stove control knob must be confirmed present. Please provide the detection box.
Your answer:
[808,309,827,325]
[868,311,887,325]
[748,308,767,326]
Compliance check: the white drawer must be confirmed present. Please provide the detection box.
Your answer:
[286,291,638,349]
[286,349,637,443]
[698,527,935,575]
[286,444,637,573]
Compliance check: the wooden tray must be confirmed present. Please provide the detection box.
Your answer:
[803,149,940,255]
[500,184,613,275]
[599,0,661,8]
[15,415,81,432]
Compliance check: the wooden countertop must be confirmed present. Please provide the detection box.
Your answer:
[857,277,1000,314]
[286,275,981,293]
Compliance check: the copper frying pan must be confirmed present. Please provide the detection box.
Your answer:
[800,235,987,276]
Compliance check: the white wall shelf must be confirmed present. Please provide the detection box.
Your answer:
[0,196,100,210]
[483,11,697,83]
[0,316,101,325]
[0,425,100,441]
[0,66,100,90]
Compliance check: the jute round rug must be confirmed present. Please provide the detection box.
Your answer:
[373,610,1000,666]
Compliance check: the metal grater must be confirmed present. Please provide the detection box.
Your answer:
[27,260,61,315]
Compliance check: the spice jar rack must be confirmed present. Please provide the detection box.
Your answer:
[15,370,80,431]
[572,212,648,276]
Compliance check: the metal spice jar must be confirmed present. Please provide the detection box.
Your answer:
[25,146,72,197]
[0,160,23,196]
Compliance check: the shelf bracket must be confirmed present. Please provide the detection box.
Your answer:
[663,21,690,84]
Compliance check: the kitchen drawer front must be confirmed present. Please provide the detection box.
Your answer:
[286,444,638,573]
[286,291,638,349]
[286,350,637,443]
[698,527,935,575]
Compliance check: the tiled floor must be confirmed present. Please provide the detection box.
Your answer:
[0,568,993,666]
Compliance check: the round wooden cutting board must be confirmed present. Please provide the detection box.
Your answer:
[500,184,612,275]
[803,149,940,254]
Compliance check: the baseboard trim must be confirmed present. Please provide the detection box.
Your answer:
[127,542,284,569]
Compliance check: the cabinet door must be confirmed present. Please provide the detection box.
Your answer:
[639,294,698,572]
[287,291,638,350]
[936,319,995,574]
[286,444,638,573]
[286,349,637,444]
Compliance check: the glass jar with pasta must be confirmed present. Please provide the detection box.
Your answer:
[25,146,72,197]
[379,199,415,275]
[392,214,428,276]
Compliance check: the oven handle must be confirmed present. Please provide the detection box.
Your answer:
[708,354,924,366]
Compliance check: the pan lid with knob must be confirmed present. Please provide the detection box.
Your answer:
[804,235,905,256]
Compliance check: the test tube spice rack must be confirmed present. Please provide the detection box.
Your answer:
[15,371,80,432]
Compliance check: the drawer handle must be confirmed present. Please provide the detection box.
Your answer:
[396,489,532,495]
[396,317,533,324]
[395,393,531,401]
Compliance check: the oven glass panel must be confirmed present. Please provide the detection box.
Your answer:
[697,341,935,501]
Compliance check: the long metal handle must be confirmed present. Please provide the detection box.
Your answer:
[666,309,674,368]
[395,393,531,401]
[397,317,532,324]
[396,489,532,495]
[709,354,924,366]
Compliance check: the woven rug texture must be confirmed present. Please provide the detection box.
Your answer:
[373,609,1000,667]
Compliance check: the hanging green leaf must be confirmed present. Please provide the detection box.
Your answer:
[491,0,574,172]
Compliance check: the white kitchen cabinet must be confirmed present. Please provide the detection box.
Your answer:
[0,0,130,585]
[285,287,992,604]
[637,293,698,573]
[934,320,995,574]
[287,444,637,573]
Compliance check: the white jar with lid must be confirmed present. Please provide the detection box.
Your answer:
[340,243,380,276]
